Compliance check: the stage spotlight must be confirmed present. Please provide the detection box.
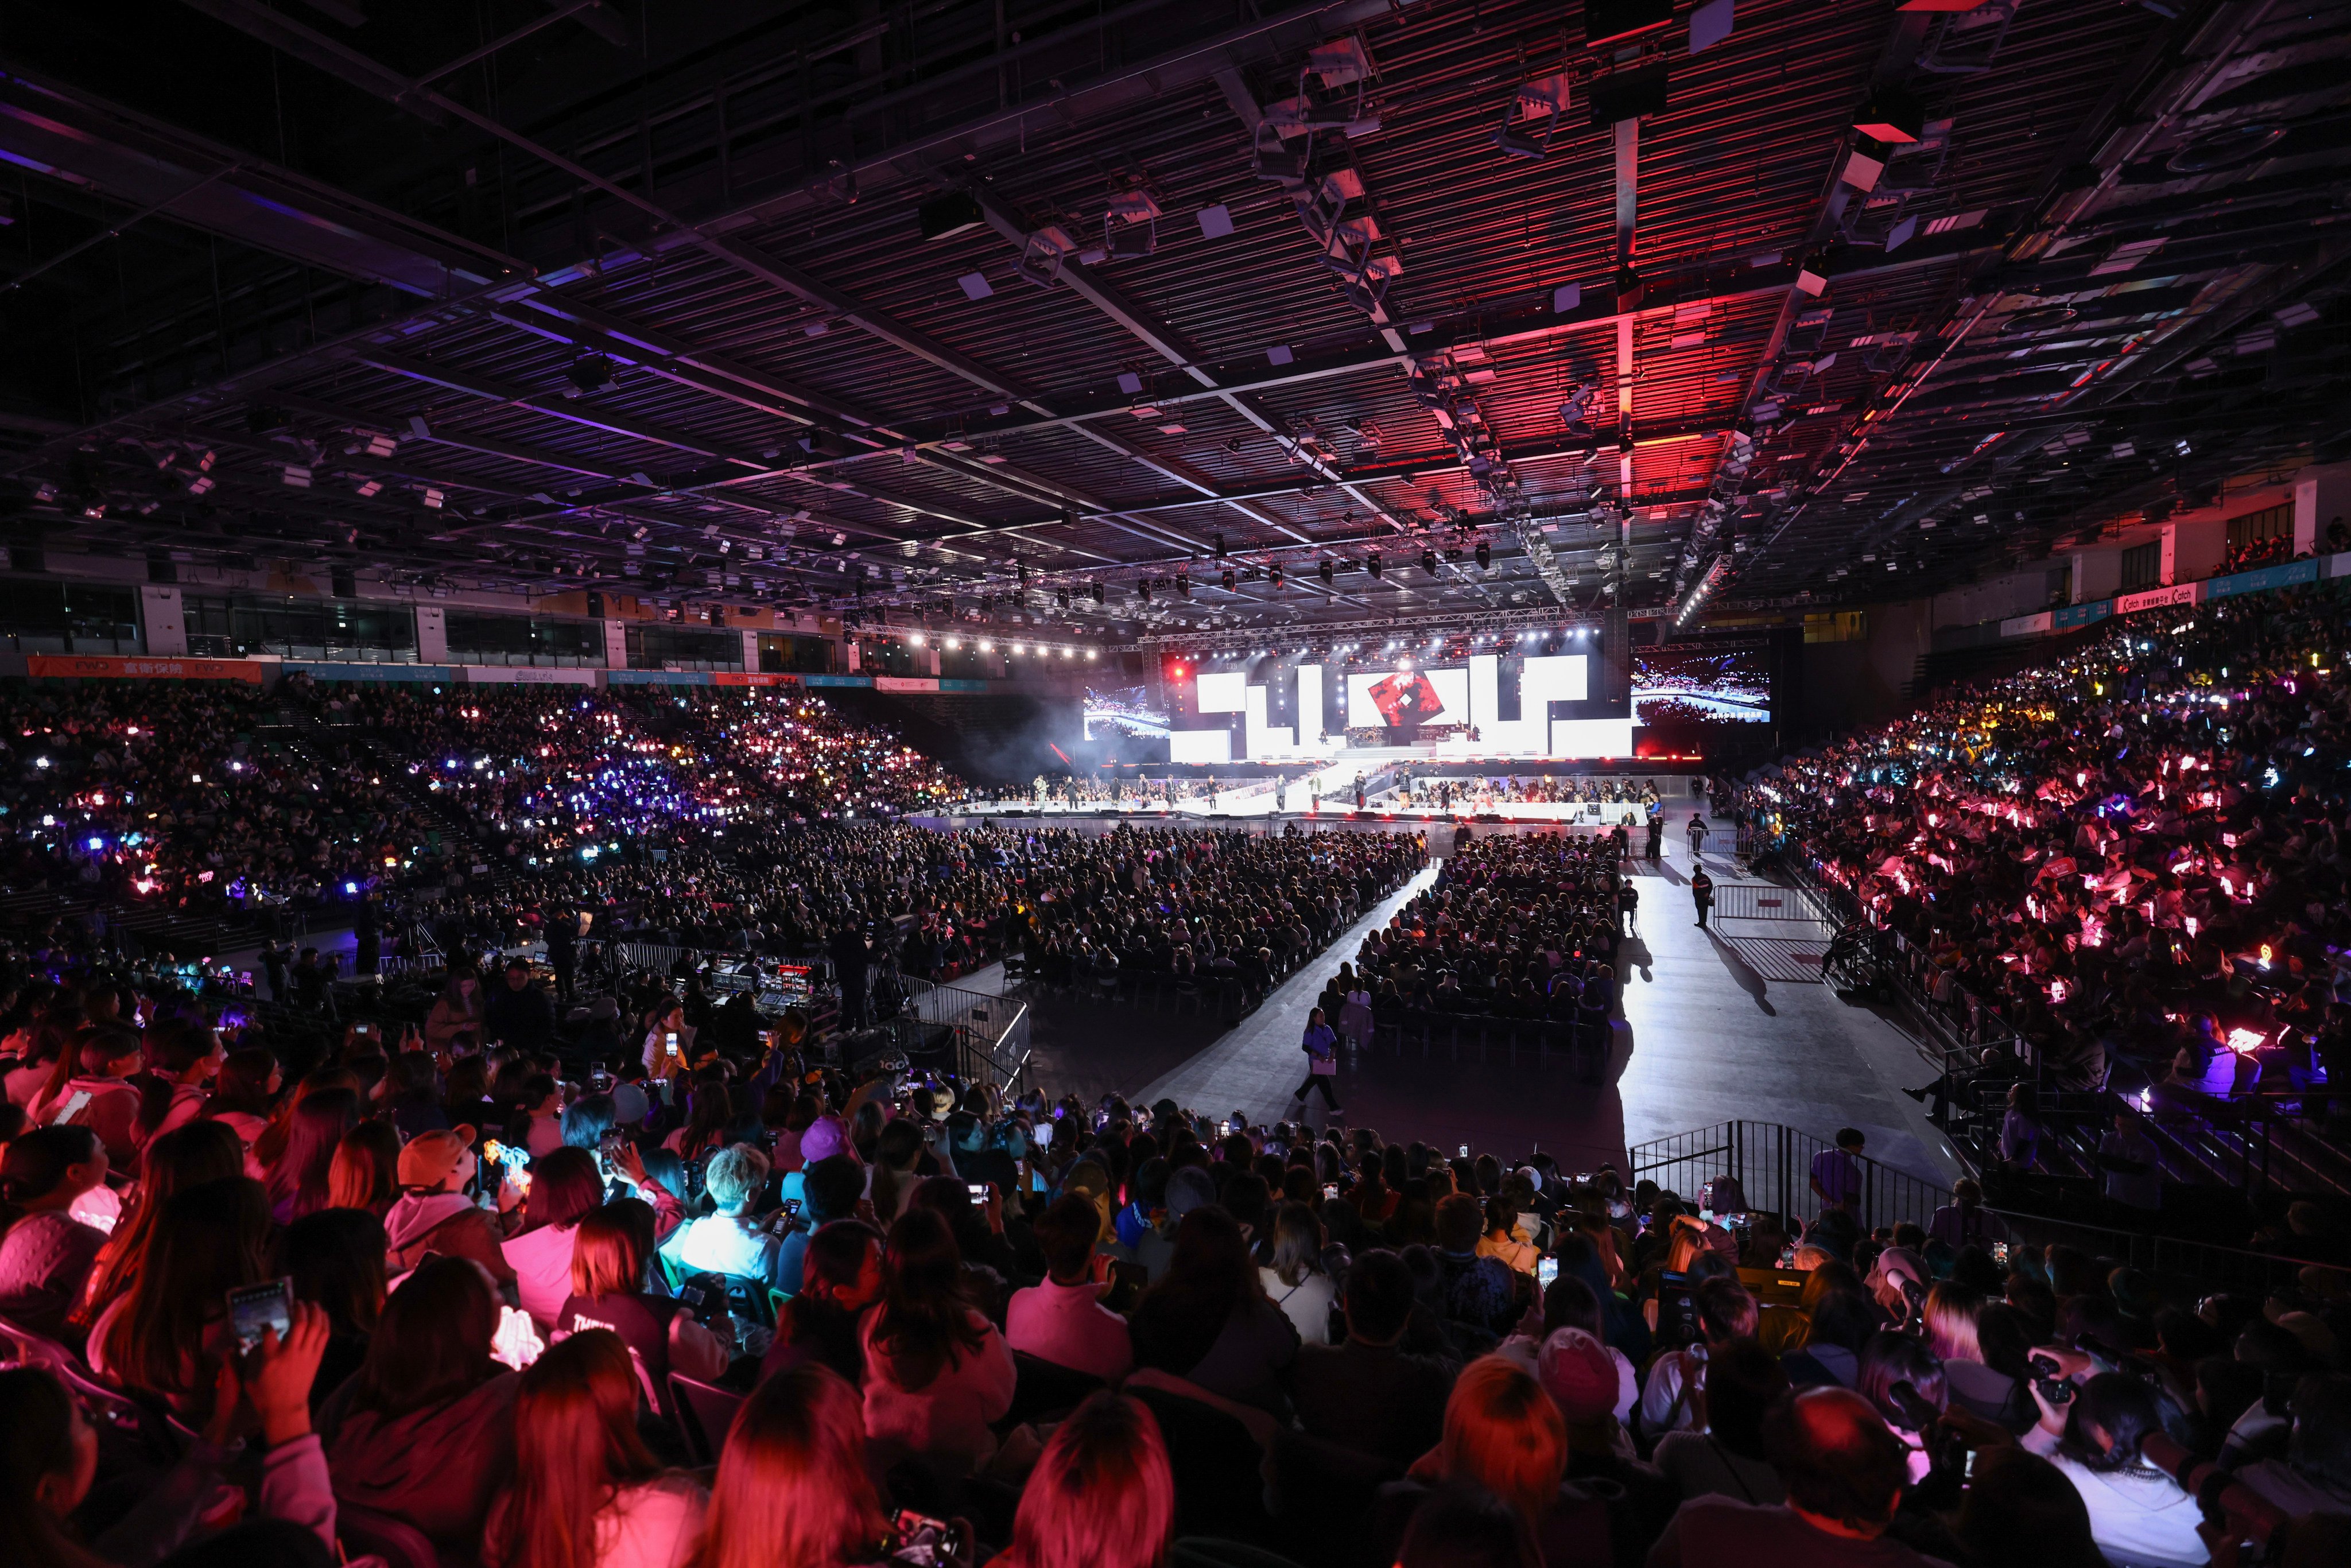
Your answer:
[1476,540,1491,570]
[1221,568,1236,592]
[1320,560,1334,585]
[1091,581,1105,604]
[1177,573,1190,597]
[1138,580,1151,603]
[1421,550,1438,576]
[1368,553,1383,579]
[1271,564,1284,589]
[1213,533,1227,558]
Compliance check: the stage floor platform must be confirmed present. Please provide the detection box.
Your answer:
[952,841,1967,1190]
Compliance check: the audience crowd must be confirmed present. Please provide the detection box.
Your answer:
[1727,590,2351,1130]
[0,948,2346,1568]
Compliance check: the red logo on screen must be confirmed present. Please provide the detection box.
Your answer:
[1366,670,1444,725]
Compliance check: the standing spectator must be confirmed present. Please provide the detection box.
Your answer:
[1808,1129,1865,1216]
[1689,866,1714,930]
[2096,1107,2163,1227]
[425,967,488,1055]
[487,957,557,1053]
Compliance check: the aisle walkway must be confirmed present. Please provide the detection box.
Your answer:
[1080,840,1964,1187]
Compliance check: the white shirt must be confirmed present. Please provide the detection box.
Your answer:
[1259,1266,1339,1346]
[659,1212,784,1288]
[2047,1454,2209,1568]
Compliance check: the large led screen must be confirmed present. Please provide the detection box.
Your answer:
[1632,647,1771,725]
[1343,665,1471,728]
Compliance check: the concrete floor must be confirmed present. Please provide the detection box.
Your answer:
[1002,841,1965,1187]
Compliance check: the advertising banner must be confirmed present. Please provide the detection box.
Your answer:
[27,655,266,682]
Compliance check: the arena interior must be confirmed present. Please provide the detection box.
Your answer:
[1,3,2349,1567]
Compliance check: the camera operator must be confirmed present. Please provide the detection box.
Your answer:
[2023,1370,2208,1568]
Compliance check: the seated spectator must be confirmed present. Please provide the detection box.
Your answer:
[775,1154,864,1296]
[326,1120,402,1217]
[996,1390,1175,1568]
[1259,1199,1339,1346]
[1951,1446,2111,1568]
[1397,1482,1545,1568]
[2038,1372,2209,1567]
[1651,1340,1790,1506]
[1294,1247,1458,1464]
[505,1146,606,1328]
[1007,1191,1134,1381]
[90,1176,272,1418]
[282,1207,388,1414]
[860,1206,1015,1476]
[486,1328,708,1568]
[0,1125,111,1338]
[1129,1205,1301,1420]
[1638,1276,1759,1439]
[1390,1354,1612,1568]
[385,1128,519,1292]
[556,1199,732,1402]
[269,1088,361,1225]
[686,1365,887,1568]
[762,1219,886,1389]
[41,1026,144,1171]
[1855,1332,1945,1485]
[1499,1272,1638,1429]
[69,1119,242,1338]
[2229,1373,2351,1522]
[659,1143,785,1290]
[1433,1193,1524,1350]
[1647,1385,1946,1568]
[0,1304,339,1567]
[320,1256,522,1558]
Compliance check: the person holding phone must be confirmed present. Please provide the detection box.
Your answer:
[0,1299,342,1567]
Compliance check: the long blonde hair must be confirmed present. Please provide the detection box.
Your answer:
[685,1366,885,1568]
[1003,1392,1174,1568]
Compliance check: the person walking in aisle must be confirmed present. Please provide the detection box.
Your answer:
[1617,878,1639,937]
[1687,811,1710,861]
[1290,1006,1344,1121]
[1690,865,1714,930]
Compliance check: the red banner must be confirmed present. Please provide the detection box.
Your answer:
[27,655,266,683]
[712,671,802,687]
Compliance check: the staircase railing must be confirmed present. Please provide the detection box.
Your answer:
[1627,1119,1952,1233]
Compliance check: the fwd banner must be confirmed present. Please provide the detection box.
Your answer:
[28,654,266,682]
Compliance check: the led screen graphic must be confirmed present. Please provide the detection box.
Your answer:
[1343,665,1471,728]
[1632,647,1771,727]
[1083,685,1171,740]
